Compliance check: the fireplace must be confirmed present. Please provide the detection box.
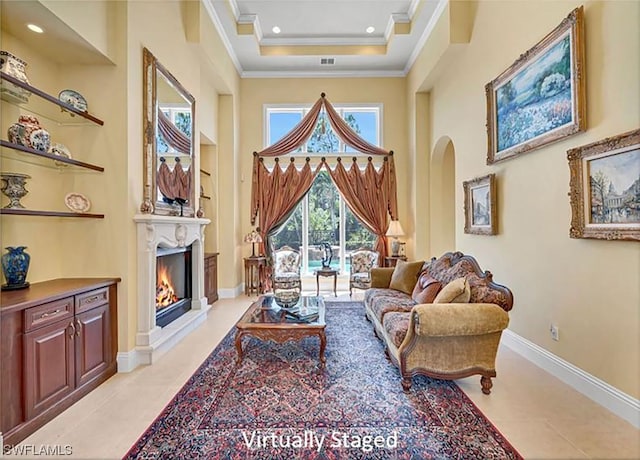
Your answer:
[128,214,210,371]
[156,246,192,328]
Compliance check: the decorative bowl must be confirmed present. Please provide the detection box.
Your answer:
[273,291,301,309]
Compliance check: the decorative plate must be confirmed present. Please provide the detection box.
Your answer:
[58,89,88,112]
[49,143,72,167]
[64,192,91,213]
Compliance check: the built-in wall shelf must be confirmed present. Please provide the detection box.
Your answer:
[1,140,105,172]
[1,72,104,126]
[0,209,105,219]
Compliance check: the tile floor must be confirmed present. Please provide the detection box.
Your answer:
[12,292,640,459]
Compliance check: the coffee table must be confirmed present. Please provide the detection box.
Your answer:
[235,295,326,365]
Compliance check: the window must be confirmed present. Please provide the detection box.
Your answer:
[267,104,380,274]
[266,104,381,154]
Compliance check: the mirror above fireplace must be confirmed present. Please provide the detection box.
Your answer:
[141,47,196,217]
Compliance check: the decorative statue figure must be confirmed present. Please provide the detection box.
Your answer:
[320,242,332,268]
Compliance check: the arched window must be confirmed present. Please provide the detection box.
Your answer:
[267,104,380,274]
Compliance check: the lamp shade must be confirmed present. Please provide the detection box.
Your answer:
[385,220,404,238]
[243,230,263,244]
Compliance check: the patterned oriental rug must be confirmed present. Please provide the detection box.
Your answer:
[125,301,521,459]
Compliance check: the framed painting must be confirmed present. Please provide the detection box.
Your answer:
[486,6,586,164]
[463,174,497,235]
[568,129,640,241]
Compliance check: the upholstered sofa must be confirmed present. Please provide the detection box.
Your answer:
[364,252,513,394]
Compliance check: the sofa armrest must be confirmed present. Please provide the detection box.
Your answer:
[412,303,509,337]
[370,267,395,288]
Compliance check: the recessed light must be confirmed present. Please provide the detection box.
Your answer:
[366,26,375,34]
[272,26,281,34]
[27,24,44,34]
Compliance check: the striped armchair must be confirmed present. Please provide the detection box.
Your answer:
[349,248,379,296]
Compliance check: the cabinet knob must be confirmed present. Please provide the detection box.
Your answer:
[75,319,82,336]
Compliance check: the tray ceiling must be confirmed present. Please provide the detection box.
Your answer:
[205,0,445,77]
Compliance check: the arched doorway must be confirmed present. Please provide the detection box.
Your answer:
[430,137,456,256]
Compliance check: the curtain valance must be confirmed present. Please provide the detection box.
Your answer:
[251,93,398,226]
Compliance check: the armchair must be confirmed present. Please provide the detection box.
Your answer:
[272,246,302,293]
[349,248,379,296]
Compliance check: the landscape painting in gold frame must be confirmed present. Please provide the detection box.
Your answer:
[486,6,585,164]
[567,129,640,241]
[464,174,497,236]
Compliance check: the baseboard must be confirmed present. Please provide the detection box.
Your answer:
[219,283,243,298]
[502,329,640,428]
[116,350,140,373]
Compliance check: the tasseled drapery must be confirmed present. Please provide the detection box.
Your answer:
[251,93,398,228]
[157,157,191,203]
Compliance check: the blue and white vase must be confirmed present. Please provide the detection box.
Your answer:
[7,115,50,152]
[1,246,30,290]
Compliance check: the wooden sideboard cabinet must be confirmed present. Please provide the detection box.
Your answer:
[1,278,120,445]
[204,252,219,304]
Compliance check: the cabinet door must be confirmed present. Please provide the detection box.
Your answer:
[205,255,218,303]
[24,319,75,419]
[75,304,110,388]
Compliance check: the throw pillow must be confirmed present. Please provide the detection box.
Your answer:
[411,272,443,304]
[433,277,471,303]
[389,260,425,295]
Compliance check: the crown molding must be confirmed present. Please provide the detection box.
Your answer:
[404,0,448,75]
[202,0,244,74]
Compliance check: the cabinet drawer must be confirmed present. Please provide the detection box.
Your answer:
[75,287,109,314]
[24,298,74,332]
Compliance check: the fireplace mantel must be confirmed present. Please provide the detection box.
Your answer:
[132,214,211,366]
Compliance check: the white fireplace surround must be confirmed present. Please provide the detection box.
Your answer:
[132,214,211,366]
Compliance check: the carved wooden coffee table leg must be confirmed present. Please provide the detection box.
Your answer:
[235,330,245,364]
[318,330,327,365]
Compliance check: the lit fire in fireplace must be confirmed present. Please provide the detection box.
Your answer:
[156,264,178,308]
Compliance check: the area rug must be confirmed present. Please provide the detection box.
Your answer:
[125,301,521,459]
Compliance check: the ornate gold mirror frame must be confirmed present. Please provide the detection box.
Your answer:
[141,47,196,217]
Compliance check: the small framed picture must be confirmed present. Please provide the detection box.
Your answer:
[567,129,640,241]
[463,174,497,235]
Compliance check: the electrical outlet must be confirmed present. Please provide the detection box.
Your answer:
[550,324,559,341]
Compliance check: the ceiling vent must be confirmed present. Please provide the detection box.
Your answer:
[320,58,335,65]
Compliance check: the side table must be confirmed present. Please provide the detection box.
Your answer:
[315,268,338,296]
[384,255,407,268]
[244,256,266,295]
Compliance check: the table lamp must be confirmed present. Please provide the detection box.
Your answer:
[244,229,263,257]
[385,220,405,256]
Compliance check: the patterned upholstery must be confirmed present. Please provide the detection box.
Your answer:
[366,290,415,323]
[272,246,301,292]
[383,312,411,348]
[349,249,379,296]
